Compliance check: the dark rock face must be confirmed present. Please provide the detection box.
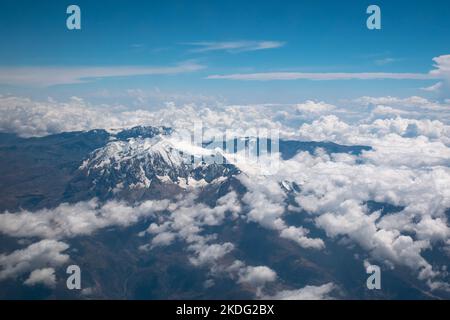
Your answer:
[0,130,111,211]
[115,126,173,141]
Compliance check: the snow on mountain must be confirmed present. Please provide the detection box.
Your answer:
[78,126,240,192]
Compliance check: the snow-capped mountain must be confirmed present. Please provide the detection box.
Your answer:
[71,126,240,200]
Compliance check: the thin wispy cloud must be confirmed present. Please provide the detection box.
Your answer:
[0,62,205,87]
[184,41,285,53]
[375,57,402,66]
[207,72,434,81]
[421,81,443,92]
[207,55,450,82]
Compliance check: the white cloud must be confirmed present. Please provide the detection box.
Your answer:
[0,96,153,137]
[207,72,432,81]
[207,55,450,82]
[280,226,325,250]
[421,82,443,92]
[430,55,450,80]
[189,243,234,266]
[0,62,204,87]
[24,268,56,288]
[0,198,171,239]
[315,201,436,279]
[215,261,280,297]
[375,58,400,66]
[80,287,96,296]
[141,192,241,267]
[184,41,285,53]
[0,191,242,286]
[0,240,69,281]
[238,266,277,287]
[298,114,450,147]
[279,150,450,286]
[0,96,295,138]
[1,95,448,141]
[264,282,335,300]
[150,232,177,248]
[354,96,449,111]
[242,179,286,231]
[239,170,326,250]
[295,101,336,114]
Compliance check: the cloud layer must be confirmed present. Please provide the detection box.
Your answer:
[0,93,449,295]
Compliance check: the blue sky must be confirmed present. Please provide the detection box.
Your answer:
[0,0,449,104]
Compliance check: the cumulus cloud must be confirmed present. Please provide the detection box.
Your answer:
[315,201,436,279]
[0,240,69,281]
[24,268,56,288]
[238,266,277,287]
[295,101,336,114]
[277,151,450,286]
[264,282,335,300]
[298,114,450,147]
[242,178,286,230]
[353,96,449,112]
[150,232,177,248]
[0,198,171,239]
[0,96,294,138]
[1,95,449,142]
[0,191,242,288]
[140,192,241,267]
[189,243,234,266]
[280,226,325,250]
[239,174,325,250]
[430,55,450,81]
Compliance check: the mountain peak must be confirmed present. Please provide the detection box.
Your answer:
[115,125,173,141]
[75,133,239,200]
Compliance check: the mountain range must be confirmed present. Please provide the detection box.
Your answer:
[0,126,447,300]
